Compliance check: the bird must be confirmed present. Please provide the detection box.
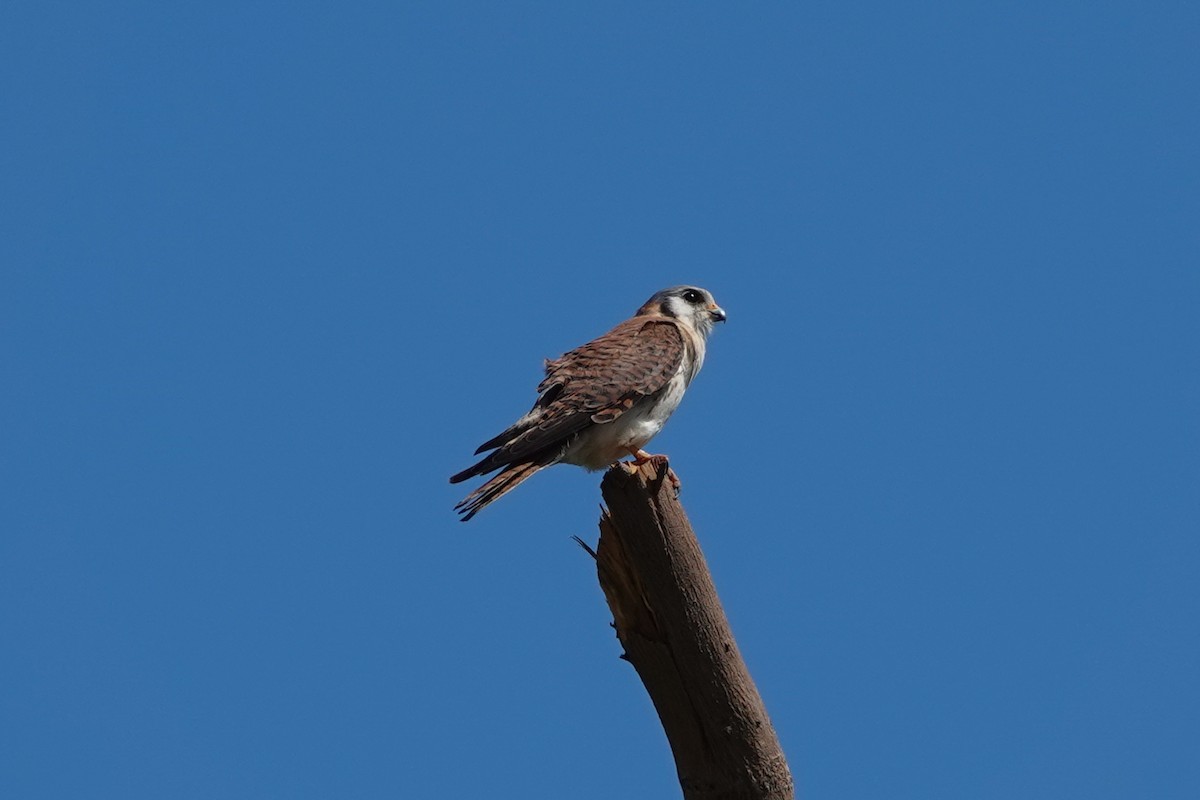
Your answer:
[450,285,727,521]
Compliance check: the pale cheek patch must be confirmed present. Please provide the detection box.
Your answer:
[663,296,692,320]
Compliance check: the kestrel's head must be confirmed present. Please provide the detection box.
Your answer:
[638,285,727,337]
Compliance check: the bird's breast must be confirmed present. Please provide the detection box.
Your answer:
[561,370,690,470]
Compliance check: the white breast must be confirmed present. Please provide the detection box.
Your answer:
[561,367,691,471]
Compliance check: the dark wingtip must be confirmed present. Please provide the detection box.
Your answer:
[451,460,545,522]
[473,426,516,455]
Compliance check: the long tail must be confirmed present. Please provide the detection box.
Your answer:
[453,461,546,521]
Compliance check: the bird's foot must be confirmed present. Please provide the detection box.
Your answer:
[625,449,681,497]
[627,448,654,466]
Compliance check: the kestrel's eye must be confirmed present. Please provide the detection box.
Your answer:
[682,289,704,304]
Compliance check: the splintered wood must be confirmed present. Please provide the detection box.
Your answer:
[588,459,793,800]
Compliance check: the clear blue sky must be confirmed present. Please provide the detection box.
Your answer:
[3,3,1197,798]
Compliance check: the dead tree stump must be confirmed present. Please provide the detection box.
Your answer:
[587,458,794,800]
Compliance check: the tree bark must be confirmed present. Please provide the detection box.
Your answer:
[589,458,794,800]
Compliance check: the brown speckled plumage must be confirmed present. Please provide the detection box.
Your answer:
[451,286,724,521]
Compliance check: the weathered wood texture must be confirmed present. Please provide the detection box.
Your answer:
[593,459,793,800]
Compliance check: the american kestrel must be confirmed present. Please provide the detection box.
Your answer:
[450,285,727,521]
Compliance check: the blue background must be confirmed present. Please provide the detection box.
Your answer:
[3,3,1197,798]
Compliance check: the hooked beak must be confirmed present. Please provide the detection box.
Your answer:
[707,303,727,323]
